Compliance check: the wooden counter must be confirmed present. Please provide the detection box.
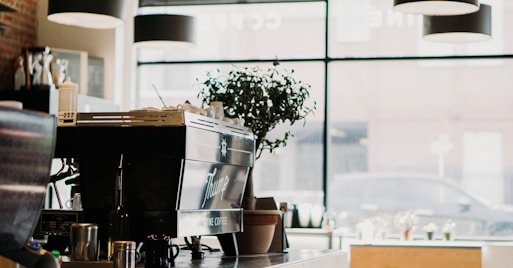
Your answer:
[348,240,482,268]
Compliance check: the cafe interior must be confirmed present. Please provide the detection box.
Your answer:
[2,0,513,267]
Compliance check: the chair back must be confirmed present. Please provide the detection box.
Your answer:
[0,107,56,253]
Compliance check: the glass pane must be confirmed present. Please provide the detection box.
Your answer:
[136,2,326,61]
[136,64,206,109]
[253,65,325,229]
[329,0,511,57]
[327,58,513,237]
[134,0,513,240]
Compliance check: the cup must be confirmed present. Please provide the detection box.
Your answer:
[58,76,78,113]
[145,235,180,268]
[205,106,216,118]
[209,101,224,120]
[70,223,99,261]
[296,203,312,228]
[65,193,83,210]
[113,241,139,268]
[234,118,244,126]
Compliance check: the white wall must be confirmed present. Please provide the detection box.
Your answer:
[36,0,136,110]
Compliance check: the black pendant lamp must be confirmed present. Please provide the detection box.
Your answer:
[423,4,491,43]
[394,0,479,15]
[134,14,195,48]
[47,0,124,29]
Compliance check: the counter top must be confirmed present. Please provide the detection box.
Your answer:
[347,240,482,268]
[62,249,347,268]
[175,249,345,267]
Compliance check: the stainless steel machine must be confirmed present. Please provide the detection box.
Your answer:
[52,110,255,258]
[0,106,59,268]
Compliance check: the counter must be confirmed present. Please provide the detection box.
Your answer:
[62,249,347,268]
[176,249,346,267]
[347,240,483,268]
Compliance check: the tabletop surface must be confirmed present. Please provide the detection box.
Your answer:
[61,249,346,268]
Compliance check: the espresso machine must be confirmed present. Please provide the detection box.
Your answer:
[52,110,255,259]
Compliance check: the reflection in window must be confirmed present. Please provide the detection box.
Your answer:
[136,2,326,61]
[328,59,513,237]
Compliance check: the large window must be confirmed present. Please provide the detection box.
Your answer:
[135,1,326,209]
[136,0,513,238]
[328,58,513,237]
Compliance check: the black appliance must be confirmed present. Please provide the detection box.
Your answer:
[53,110,255,258]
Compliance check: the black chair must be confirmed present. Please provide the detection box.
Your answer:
[0,106,58,268]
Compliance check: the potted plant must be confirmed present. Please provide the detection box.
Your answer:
[394,211,417,241]
[196,60,316,210]
[196,61,316,253]
[442,219,456,240]
[423,222,438,240]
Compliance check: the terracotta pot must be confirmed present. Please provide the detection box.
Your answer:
[402,229,411,240]
[236,210,281,254]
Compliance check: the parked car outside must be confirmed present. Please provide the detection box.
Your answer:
[328,173,513,238]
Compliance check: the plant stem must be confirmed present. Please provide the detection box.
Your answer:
[241,167,256,210]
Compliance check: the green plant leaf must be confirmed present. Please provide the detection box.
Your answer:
[196,62,316,159]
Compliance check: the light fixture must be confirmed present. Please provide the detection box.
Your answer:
[47,0,124,29]
[423,4,491,43]
[394,0,479,15]
[134,14,195,48]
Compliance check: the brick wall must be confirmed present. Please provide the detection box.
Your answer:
[0,0,37,91]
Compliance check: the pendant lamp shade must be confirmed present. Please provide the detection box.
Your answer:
[394,0,479,15]
[47,0,124,29]
[134,14,195,48]
[423,4,491,43]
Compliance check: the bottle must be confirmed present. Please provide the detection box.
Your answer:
[108,154,130,259]
[14,56,25,90]
[58,76,78,113]
[51,250,62,266]
[108,204,130,255]
[57,76,78,126]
